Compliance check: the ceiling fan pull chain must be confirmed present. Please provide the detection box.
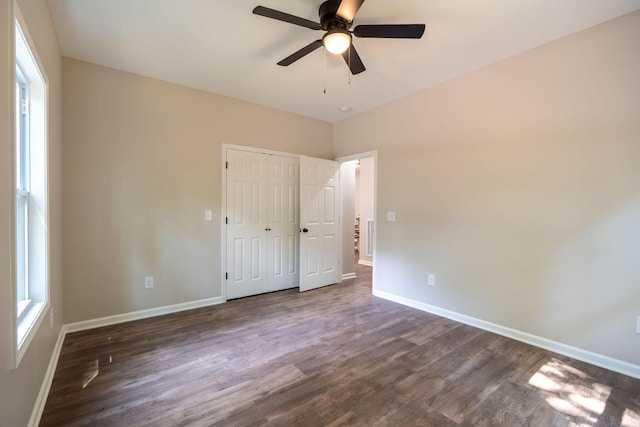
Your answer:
[323,48,327,94]
[348,47,351,86]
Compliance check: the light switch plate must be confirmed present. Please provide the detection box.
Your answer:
[204,210,213,221]
[387,211,396,222]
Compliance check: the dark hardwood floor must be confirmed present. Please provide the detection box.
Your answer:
[41,264,640,426]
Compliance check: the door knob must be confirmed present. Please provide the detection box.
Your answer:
[265,228,271,231]
[302,228,309,233]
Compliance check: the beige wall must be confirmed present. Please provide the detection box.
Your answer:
[0,0,63,425]
[334,10,640,365]
[62,59,333,323]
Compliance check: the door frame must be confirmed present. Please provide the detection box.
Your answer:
[336,150,378,293]
[221,145,377,300]
[221,144,302,302]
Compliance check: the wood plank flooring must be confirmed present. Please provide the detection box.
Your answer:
[41,265,640,426]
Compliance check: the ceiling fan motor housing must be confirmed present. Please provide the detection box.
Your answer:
[319,0,353,31]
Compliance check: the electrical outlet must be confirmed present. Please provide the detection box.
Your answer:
[636,316,640,335]
[144,276,154,289]
[427,274,435,286]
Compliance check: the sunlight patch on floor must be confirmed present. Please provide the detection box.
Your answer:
[81,336,114,389]
[622,408,640,427]
[528,358,611,424]
[82,359,100,389]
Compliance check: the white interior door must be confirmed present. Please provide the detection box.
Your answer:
[266,155,299,292]
[226,149,300,299]
[299,155,341,292]
[226,150,269,299]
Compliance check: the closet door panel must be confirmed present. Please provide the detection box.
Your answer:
[267,155,299,292]
[226,150,268,299]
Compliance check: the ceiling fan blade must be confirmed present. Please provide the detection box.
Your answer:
[354,24,426,39]
[336,0,365,23]
[253,6,321,30]
[277,40,323,66]
[341,44,366,75]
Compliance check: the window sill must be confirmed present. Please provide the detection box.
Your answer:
[17,299,32,320]
[16,301,47,367]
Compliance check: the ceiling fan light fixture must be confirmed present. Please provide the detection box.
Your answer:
[253,2,425,75]
[323,29,351,54]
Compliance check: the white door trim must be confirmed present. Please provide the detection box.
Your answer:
[336,151,378,293]
[221,147,228,301]
[223,143,300,159]
[336,150,378,163]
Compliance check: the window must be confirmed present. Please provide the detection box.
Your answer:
[14,14,49,367]
[16,65,29,318]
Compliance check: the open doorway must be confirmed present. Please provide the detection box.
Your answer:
[339,152,376,290]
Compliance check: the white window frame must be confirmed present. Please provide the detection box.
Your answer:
[12,5,50,369]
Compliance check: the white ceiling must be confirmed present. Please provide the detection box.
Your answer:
[47,0,639,123]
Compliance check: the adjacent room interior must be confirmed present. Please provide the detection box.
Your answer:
[1,0,639,425]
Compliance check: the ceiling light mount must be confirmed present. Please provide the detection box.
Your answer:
[319,0,353,30]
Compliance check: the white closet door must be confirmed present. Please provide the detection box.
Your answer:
[299,155,341,292]
[266,155,299,292]
[226,150,268,299]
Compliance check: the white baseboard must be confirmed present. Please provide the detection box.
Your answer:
[373,289,640,380]
[28,327,66,427]
[65,297,225,333]
[358,259,373,267]
[342,272,357,280]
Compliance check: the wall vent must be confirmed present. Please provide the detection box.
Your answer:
[365,218,374,257]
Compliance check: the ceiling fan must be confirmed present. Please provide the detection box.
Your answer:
[253,0,426,75]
